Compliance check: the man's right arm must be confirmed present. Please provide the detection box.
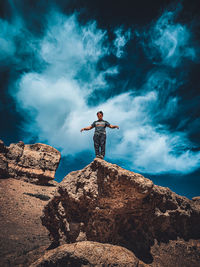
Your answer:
[80,125,94,132]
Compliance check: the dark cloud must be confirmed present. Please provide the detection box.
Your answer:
[0,69,22,145]
[53,0,173,28]
[0,0,200,197]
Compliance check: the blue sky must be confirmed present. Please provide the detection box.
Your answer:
[0,0,200,198]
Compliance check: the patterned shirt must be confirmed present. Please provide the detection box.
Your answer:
[91,119,110,134]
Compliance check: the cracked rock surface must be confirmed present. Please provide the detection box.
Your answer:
[0,139,61,266]
[41,158,200,266]
[0,139,61,184]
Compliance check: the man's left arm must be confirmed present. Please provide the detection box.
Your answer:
[107,121,119,129]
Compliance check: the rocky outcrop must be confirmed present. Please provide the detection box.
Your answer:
[41,158,200,266]
[0,139,62,266]
[30,241,139,267]
[0,139,61,184]
[1,139,200,266]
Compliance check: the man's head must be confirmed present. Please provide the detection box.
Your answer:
[97,111,103,120]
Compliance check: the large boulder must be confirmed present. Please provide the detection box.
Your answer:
[0,139,61,184]
[41,158,200,266]
[30,241,139,267]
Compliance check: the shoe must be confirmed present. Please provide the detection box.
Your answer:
[99,155,104,159]
[96,155,101,158]
[46,241,60,250]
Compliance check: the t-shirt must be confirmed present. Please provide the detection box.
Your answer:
[91,119,110,134]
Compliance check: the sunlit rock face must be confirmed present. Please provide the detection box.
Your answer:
[0,139,61,184]
[30,241,139,267]
[41,158,200,265]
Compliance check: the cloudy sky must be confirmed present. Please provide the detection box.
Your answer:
[0,0,200,198]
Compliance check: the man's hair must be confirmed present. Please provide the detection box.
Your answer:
[97,111,103,116]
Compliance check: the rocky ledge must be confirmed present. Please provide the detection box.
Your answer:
[0,140,61,266]
[0,139,61,184]
[40,158,200,266]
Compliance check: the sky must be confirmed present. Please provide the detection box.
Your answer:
[0,0,200,198]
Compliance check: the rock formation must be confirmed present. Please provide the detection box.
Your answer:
[1,139,200,266]
[0,139,61,184]
[0,139,61,266]
[41,158,200,266]
[30,241,139,267]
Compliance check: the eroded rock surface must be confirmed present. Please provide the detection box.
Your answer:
[0,139,61,184]
[41,158,200,266]
[30,241,139,267]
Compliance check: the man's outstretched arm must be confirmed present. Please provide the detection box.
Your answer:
[108,125,119,129]
[80,126,93,132]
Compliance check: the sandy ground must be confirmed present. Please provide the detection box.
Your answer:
[0,178,58,267]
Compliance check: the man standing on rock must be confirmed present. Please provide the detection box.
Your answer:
[80,111,119,159]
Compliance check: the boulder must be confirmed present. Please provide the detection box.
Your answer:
[0,139,61,184]
[0,139,8,153]
[41,158,200,265]
[192,196,200,203]
[30,241,139,267]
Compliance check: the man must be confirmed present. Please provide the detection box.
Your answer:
[80,111,119,159]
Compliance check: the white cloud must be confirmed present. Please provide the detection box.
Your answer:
[114,28,131,58]
[96,91,200,174]
[10,10,200,175]
[142,10,196,67]
[0,18,20,61]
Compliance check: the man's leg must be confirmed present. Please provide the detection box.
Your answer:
[93,134,100,157]
[100,133,106,158]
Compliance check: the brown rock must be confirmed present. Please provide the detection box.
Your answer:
[0,139,8,153]
[0,139,61,184]
[0,140,62,266]
[41,158,200,266]
[30,241,139,267]
[0,178,58,267]
[0,140,8,177]
[0,153,8,177]
[192,196,200,202]
[150,239,200,267]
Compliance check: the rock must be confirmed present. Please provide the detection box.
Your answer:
[0,139,8,153]
[150,239,200,267]
[30,241,139,267]
[0,178,58,267]
[0,140,8,177]
[192,196,200,202]
[41,158,200,266]
[0,139,61,184]
[0,140,61,265]
[0,153,8,177]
